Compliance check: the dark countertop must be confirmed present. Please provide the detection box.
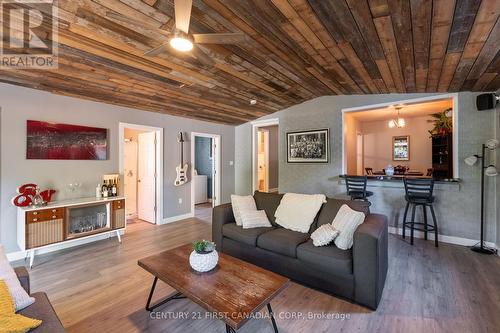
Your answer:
[338,175,461,191]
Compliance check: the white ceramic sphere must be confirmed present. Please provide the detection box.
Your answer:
[189,250,218,272]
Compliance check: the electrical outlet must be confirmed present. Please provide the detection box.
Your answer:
[178,198,183,204]
[229,160,234,166]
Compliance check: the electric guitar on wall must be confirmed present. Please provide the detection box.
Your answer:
[174,132,188,186]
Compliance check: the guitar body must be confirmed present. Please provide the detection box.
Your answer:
[174,163,189,186]
[174,132,189,186]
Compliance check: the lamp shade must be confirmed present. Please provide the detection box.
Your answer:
[464,155,478,166]
[485,165,498,177]
[486,139,499,150]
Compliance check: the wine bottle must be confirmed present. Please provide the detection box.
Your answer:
[102,180,108,198]
[96,183,102,199]
[111,179,117,197]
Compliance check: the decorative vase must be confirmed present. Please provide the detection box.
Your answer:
[189,250,218,272]
[386,165,395,176]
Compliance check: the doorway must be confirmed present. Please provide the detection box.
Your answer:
[119,123,163,225]
[252,119,279,193]
[356,132,364,175]
[191,132,221,223]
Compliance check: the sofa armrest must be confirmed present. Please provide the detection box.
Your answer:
[352,213,388,309]
[212,203,235,250]
[14,266,30,294]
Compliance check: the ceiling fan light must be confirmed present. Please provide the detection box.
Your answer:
[170,37,193,52]
[388,120,395,128]
[397,118,405,127]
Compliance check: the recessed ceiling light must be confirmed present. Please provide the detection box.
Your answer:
[250,99,257,105]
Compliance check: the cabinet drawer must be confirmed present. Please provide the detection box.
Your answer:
[27,208,64,223]
[113,200,124,210]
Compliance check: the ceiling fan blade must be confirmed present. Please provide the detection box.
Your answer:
[144,42,169,57]
[105,11,171,37]
[193,33,248,44]
[192,46,215,66]
[174,0,192,33]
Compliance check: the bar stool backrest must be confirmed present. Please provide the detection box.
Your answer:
[345,175,368,197]
[404,177,434,199]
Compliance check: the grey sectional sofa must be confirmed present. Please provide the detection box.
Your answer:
[14,266,66,333]
[212,191,388,309]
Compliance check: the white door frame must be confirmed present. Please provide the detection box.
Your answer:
[341,93,459,178]
[252,118,279,193]
[119,122,163,225]
[191,132,221,214]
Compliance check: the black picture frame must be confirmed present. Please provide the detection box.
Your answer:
[286,128,329,163]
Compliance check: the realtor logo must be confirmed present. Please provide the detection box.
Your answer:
[0,0,58,69]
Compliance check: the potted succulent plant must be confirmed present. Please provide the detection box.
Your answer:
[189,240,218,272]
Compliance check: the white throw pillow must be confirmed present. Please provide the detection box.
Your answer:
[311,224,340,247]
[274,193,326,233]
[332,205,365,250]
[0,245,35,311]
[231,195,257,226]
[241,210,272,229]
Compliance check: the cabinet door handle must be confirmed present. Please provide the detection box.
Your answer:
[33,218,38,222]
[52,209,56,212]
[52,215,56,219]
[33,212,38,215]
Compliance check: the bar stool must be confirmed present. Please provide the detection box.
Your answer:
[345,175,373,201]
[402,178,439,247]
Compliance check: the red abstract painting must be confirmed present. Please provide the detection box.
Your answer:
[27,120,107,160]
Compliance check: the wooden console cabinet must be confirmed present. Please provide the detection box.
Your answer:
[17,197,126,267]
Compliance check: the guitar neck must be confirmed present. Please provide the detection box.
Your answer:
[180,141,183,165]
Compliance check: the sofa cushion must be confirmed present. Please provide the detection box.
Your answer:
[297,240,353,275]
[315,199,370,229]
[222,223,273,246]
[274,193,326,233]
[257,228,309,258]
[0,245,35,310]
[253,191,284,226]
[19,292,66,333]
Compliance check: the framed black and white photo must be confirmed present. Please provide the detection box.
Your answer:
[287,128,329,163]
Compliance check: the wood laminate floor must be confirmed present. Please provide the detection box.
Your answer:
[13,217,500,333]
[194,203,213,224]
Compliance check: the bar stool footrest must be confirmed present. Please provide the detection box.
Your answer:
[403,222,436,232]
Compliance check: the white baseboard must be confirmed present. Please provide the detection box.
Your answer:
[6,229,125,262]
[388,227,497,248]
[161,212,194,225]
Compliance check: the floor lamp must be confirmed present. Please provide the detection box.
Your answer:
[465,139,498,255]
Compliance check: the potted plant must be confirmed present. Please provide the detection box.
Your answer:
[428,108,453,137]
[189,240,218,272]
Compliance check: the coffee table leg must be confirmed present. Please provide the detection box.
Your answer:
[145,277,186,311]
[225,324,236,333]
[267,303,279,333]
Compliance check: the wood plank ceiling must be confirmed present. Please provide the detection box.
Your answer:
[1,0,499,124]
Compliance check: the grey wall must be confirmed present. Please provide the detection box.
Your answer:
[496,90,500,248]
[195,136,213,198]
[235,92,498,242]
[0,84,235,253]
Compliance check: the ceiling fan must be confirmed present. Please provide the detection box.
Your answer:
[141,0,248,64]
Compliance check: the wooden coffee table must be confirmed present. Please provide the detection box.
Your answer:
[138,244,289,333]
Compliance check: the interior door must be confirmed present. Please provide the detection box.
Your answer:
[138,132,156,224]
[124,141,138,218]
